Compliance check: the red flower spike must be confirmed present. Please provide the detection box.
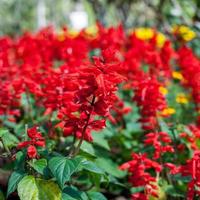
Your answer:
[120,153,161,198]
[27,145,37,159]
[17,126,45,159]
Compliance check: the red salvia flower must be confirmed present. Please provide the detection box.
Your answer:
[17,126,45,159]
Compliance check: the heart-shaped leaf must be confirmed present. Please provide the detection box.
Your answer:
[48,156,83,188]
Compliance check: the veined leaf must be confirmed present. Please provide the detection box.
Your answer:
[81,160,104,175]
[0,128,18,148]
[17,175,61,200]
[62,186,85,200]
[48,156,83,188]
[7,171,26,197]
[29,159,47,175]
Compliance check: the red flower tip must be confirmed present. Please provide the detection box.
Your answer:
[27,145,37,159]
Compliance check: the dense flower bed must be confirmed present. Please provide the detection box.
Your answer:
[0,24,199,200]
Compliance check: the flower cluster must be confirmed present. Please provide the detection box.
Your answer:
[120,153,162,199]
[144,131,174,159]
[133,77,168,130]
[18,127,45,158]
[177,46,200,111]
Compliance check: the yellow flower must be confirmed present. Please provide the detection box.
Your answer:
[161,108,176,116]
[182,31,196,42]
[129,27,167,47]
[134,28,154,40]
[67,29,79,38]
[176,93,189,104]
[159,86,168,96]
[172,71,184,80]
[57,29,79,40]
[156,33,166,48]
[172,25,196,41]
[85,25,98,36]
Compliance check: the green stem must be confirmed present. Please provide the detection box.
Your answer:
[70,96,95,157]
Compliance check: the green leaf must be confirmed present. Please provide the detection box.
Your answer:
[37,178,61,200]
[80,141,96,159]
[62,186,88,200]
[1,130,19,148]
[0,127,19,146]
[130,186,144,194]
[62,186,83,200]
[108,175,126,188]
[15,151,26,170]
[92,134,110,150]
[29,159,47,175]
[80,159,106,188]
[62,193,77,200]
[95,157,125,178]
[165,185,185,198]
[81,160,104,175]
[48,156,83,188]
[7,171,26,197]
[87,191,107,200]
[158,119,170,133]
[0,128,7,138]
[170,174,192,182]
[17,175,61,200]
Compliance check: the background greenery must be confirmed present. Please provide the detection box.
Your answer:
[1,0,200,35]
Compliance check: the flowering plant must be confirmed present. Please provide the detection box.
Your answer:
[0,24,199,200]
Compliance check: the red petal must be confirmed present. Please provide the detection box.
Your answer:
[27,145,37,159]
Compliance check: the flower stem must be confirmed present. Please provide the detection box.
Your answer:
[70,95,95,157]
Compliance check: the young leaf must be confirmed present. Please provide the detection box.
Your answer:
[17,175,38,200]
[48,156,83,188]
[37,178,61,199]
[7,171,26,197]
[17,175,61,200]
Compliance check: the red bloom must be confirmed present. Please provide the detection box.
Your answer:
[144,131,174,159]
[120,153,162,199]
[133,77,167,130]
[177,46,200,116]
[27,126,43,139]
[27,145,37,159]
[17,126,45,159]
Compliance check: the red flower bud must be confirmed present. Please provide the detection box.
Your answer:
[27,145,37,159]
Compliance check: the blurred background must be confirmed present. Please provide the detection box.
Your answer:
[0,0,200,36]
